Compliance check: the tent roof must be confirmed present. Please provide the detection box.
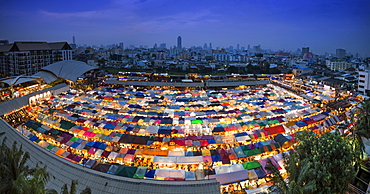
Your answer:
[40,60,97,82]
[0,76,41,86]
[0,83,69,116]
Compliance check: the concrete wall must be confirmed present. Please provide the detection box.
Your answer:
[0,119,220,194]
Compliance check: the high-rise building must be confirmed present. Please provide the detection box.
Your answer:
[70,36,77,49]
[336,48,346,59]
[237,44,240,51]
[302,47,309,56]
[209,43,212,50]
[0,41,73,77]
[119,42,124,49]
[203,43,208,50]
[177,36,182,49]
[159,43,167,49]
[358,71,370,95]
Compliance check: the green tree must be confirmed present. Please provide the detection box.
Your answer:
[267,151,316,194]
[355,100,370,138]
[268,131,356,194]
[60,180,91,194]
[0,137,52,194]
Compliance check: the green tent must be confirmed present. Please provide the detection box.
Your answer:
[242,160,262,170]
[240,145,251,151]
[244,148,261,157]
[69,136,78,142]
[236,117,243,121]
[133,167,147,179]
[52,130,60,135]
[191,120,203,124]
[60,120,75,130]
[115,166,138,178]
[47,144,55,150]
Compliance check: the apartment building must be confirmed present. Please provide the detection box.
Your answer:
[358,71,370,96]
[326,59,351,71]
[0,41,72,77]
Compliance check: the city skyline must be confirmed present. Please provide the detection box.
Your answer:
[1,0,370,56]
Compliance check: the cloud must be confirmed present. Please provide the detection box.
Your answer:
[40,10,107,19]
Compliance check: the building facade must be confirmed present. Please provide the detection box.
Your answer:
[336,48,346,59]
[0,41,72,77]
[326,59,350,71]
[358,71,370,96]
[177,36,182,50]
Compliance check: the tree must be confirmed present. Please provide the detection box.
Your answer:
[0,137,52,194]
[267,151,316,194]
[0,134,91,194]
[60,180,91,194]
[268,131,356,194]
[355,100,370,139]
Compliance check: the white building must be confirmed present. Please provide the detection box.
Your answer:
[358,71,370,95]
[326,60,350,71]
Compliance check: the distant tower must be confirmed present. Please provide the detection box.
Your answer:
[177,36,182,49]
[119,42,124,49]
[71,36,77,49]
[237,44,240,51]
[336,48,346,59]
[209,43,212,50]
[302,47,309,56]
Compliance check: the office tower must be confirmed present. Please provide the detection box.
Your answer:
[237,44,240,51]
[159,43,166,49]
[209,43,212,50]
[203,43,208,50]
[119,42,124,49]
[153,43,157,49]
[177,36,182,49]
[336,48,346,59]
[70,36,77,49]
[302,47,309,56]
[0,41,73,76]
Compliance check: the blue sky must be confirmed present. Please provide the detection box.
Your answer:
[1,0,369,56]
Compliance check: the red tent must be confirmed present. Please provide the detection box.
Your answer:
[264,125,285,135]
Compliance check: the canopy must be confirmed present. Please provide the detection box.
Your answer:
[115,166,138,178]
[212,170,249,185]
[264,125,285,135]
[155,169,185,179]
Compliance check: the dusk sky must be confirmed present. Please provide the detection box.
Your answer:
[1,0,369,56]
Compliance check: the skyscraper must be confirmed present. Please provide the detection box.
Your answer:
[177,36,182,49]
[336,48,346,59]
[302,47,309,56]
[70,36,76,49]
[203,43,208,50]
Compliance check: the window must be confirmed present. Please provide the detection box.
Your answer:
[360,75,365,78]
[359,85,365,88]
[360,80,365,83]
